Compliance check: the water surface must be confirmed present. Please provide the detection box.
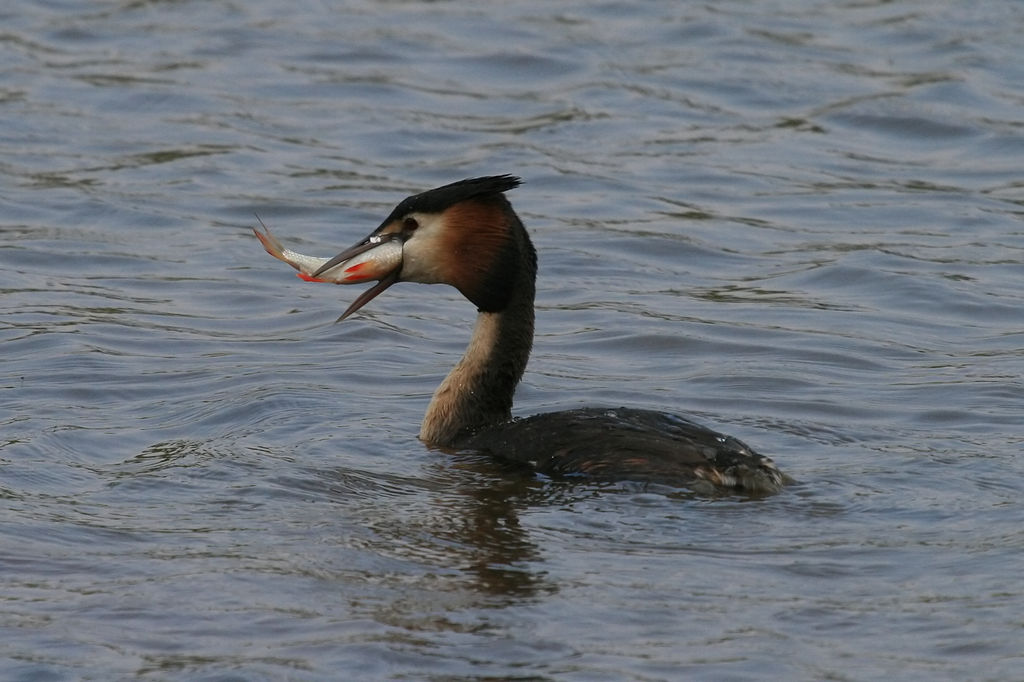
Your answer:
[2,1,1023,679]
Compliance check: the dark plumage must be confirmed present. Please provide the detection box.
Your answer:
[376,176,522,232]
[460,407,785,492]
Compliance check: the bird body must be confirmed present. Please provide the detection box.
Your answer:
[255,176,787,494]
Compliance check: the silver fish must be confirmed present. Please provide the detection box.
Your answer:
[253,221,402,285]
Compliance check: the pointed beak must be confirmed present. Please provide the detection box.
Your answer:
[313,232,404,321]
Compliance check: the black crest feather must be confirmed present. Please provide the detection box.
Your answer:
[379,175,521,227]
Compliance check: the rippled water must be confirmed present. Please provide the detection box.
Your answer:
[3,0,1023,679]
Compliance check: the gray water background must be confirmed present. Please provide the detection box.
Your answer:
[2,1,1023,680]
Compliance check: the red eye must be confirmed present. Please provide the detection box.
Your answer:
[403,217,419,231]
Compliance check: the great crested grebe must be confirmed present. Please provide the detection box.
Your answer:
[254,176,787,494]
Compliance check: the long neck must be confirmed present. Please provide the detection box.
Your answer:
[419,275,534,447]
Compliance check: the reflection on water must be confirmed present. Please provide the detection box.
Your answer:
[2,0,1023,679]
